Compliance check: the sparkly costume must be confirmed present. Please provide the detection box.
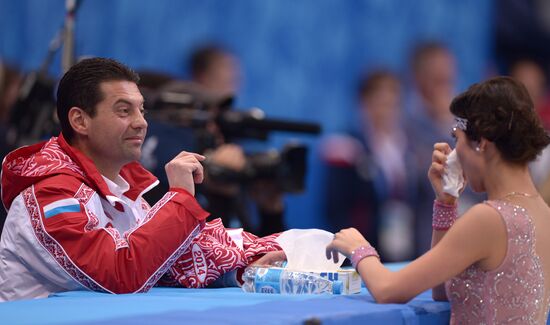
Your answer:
[445,200,550,324]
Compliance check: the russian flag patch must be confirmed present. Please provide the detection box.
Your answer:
[43,198,81,219]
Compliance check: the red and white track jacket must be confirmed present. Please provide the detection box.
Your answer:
[0,135,209,301]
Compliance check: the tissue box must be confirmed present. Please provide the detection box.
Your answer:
[247,267,361,295]
[314,268,361,294]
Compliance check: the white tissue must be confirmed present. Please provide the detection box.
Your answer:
[275,229,345,272]
[442,149,464,198]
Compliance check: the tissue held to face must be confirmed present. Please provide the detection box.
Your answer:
[452,128,485,193]
[429,142,467,203]
[441,149,464,198]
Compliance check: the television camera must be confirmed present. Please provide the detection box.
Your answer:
[143,81,321,193]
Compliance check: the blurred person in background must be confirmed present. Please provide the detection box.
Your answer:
[408,42,456,127]
[189,45,241,99]
[509,59,548,120]
[495,0,550,130]
[509,59,550,205]
[0,61,23,158]
[190,45,286,237]
[142,45,286,236]
[321,70,417,262]
[0,62,23,128]
[406,42,482,256]
[0,61,23,231]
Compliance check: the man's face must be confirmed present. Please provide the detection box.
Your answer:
[417,51,456,110]
[85,80,147,168]
[361,81,401,130]
[202,54,241,97]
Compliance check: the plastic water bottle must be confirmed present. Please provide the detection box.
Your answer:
[241,267,342,294]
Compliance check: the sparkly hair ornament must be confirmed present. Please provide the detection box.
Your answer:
[453,117,468,131]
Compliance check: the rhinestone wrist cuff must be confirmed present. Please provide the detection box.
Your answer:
[351,245,380,269]
[432,200,457,231]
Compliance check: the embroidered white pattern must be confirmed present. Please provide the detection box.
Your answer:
[73,184,127,249]
[124,191,176,241]
[74,184,99,232]
[103,227,129,250]
[7,138,84,178]
[140,198,151,213]
[166,218,282,288]
[137,223,203,293]
[25,187,110,293]
[74,184,94,205]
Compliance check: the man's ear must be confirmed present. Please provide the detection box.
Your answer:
[68,107,90,137]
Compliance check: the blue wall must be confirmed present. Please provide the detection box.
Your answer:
[0,0,493,229]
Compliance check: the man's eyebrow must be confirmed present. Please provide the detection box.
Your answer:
[113,98,145,106]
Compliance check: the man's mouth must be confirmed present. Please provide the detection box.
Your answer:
[125,136,144,143]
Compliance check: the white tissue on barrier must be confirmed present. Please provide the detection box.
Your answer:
[275,229,345,272]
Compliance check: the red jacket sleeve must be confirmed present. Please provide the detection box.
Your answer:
[30,176,209,294]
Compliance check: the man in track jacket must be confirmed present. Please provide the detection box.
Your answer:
[0,58,212,301]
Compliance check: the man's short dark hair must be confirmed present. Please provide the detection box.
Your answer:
[410,42,450,75]
[56,57,140,142]
[357,70,400,100]
[189,45,230,80]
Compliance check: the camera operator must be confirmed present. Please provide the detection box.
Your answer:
[190,44,286,236]
[141,45,286,236]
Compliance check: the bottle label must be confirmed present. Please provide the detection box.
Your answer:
[255,268,282,293]
[256,282,280,293]
[256,267,283,283]
[246,267,336,294]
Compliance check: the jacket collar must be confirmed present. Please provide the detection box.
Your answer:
[57,134,159,202]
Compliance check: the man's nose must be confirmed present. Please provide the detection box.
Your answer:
[132,111,148,129]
